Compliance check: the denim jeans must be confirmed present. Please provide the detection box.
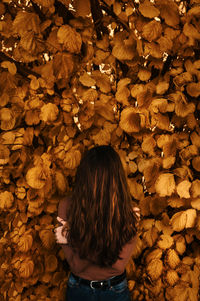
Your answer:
[66,273,131,301]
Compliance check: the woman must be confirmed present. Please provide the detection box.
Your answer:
[55,145,140,301]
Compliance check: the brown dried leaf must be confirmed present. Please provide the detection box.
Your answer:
[176,180,192,199]
[18,233,33,252]
[26,167,48,189]
[64,149,81,169]
[19,258,34,278]
[191,198,200,210]
[54,170,67,193]
[13,11,40,35]
[39,229,55,249]
[57,25,82,53]
[155,173,175,197]
[40,103,59,123]
[119,107,141,133]
[79,73,96,87]
[139,0,160,18]
[192,156,200,172]
[45,255,58,272]
[0,108,16,130]
[128,178,144,200]
[141,136,156,156]
[142,20,162,42]
[1,61,17,75]
[143,226,159,247]
[166,270,179,286]
[186,82,200,97]
[157,234,173,250]
[0,191,14,210]
[145,248,163,264]
[166,249,180,269]
[170,209,197,232]
[146,259,163,281]
[0,145,10,165]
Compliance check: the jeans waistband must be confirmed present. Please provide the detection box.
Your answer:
[71,271,126,289]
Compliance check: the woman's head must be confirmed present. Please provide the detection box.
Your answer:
[67,145,137,266]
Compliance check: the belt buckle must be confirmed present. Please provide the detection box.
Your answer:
[90,280,104,289]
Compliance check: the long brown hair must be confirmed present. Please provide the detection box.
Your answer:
[66,145,137,267]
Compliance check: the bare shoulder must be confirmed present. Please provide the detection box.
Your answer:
[58,193,72,220]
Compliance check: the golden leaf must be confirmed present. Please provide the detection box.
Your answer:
[176,180,192,199]
[1,61,17,75]
[141,136,156,156]
[145,248,163,265]
[0,145,10,165]
[64,149,81,169]
[30,77,40,90]
[155,173,175,197]
[92,71,111,93]
[175,235,186,255]
[13,11,40,35]
[157,36,173,52]
[45,255,58,272]
[40,103,59,123]
[32,0,54,7]
[163,156,176,169]
[53,52,74,80]
[191,198,200,210]
[0,191,14,210]
[112,34,136,60]
[139,0,160,18]
[144,42,162,59]
[119,107,141,133]
[157,0,179,28]
[128,178,144,200]
[18,233,33,252]
[26,167,47,189]
[79,73,96,87]
[0,108,15,130]
[166,249,180,269]
[142,20,162,42]
[146,258,163,281]
[170,209,197,231]
[54,170,67,193]
[157,234,173,250]
[19,258,34,278]
[192,156,200,172]
[186,82,200,97]
[74,0,91,16]
[138,68,151,81]
[156,81,169,95]
[39,229,55,249]
[57,25,82,54]
[166,270,179,286]
[143,226,159,248]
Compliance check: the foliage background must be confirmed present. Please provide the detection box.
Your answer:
[0,0,200,300]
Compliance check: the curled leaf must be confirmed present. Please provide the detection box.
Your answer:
[19,258,34,278]
[26,166,48,189]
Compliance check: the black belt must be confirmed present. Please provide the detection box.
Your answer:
[71,271,126,289]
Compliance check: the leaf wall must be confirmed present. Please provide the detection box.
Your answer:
[0,0,200,300]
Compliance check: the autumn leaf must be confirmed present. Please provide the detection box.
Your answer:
[170,209,197,232]
[176,180,192,199]
[146,258,163,281]
[13,11,40,35]
[45,255,58,272]
[57,25,82,54]
[157,234,173,250]
[166,249,180,269]
[119,107,141,133]
[19,258,34,278]
[26,167,48,189]
[1,61,17,75]
[40,103,59,123]
[0,191,14,210]
[155,173,175,197]
[79,73,96,87]
[142,20,162,42]
[139,0,160,18]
